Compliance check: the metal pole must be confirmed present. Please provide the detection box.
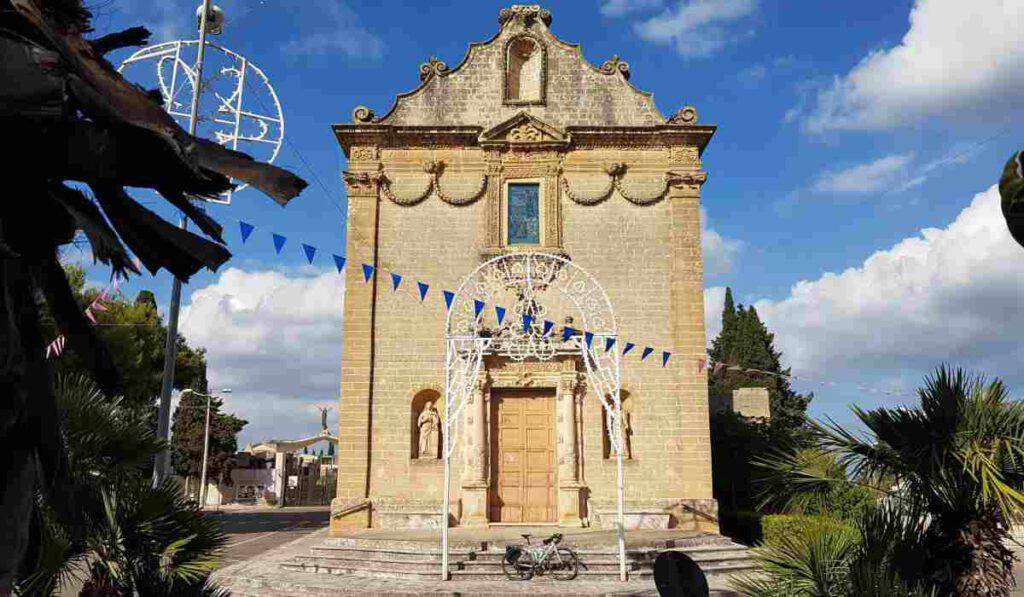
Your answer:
[441,422,451,581]
[616,430,626,581]
[153,0,214,487]
[199,393,212,508]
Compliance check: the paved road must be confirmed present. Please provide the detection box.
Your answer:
[207,505,330,567]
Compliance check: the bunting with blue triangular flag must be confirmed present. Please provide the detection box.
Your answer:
[390,272,402,291]
[542,320,554,336]
[605,337,616,353]
[623,342,636,356]
[302,244,317,264]
[523,314,534,332]
[495,305,506,326]
[474,299,485,318]
[584,331,594,349]
[641,346,653,361]
[239,220,255,243]
[332,254,346,272]
[661,351,671,367]
[362,264,374,282]
[562,327,576,342]
[272,233,287,255]
[418,282,429,301]
[443,290,455,310]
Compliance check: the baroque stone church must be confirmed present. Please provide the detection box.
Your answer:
[331,5,717,534]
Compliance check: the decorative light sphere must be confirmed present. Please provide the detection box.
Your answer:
[196,4,225,35]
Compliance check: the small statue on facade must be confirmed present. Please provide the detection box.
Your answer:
[417,402,441,459]
[319,406,330,432]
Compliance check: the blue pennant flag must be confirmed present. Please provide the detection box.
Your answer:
[390,272,402,291]
[302,244,317,264]
[641,346,654,361]
[272,233,287,255]
[623,342,636,356]
[522,314,534,332]
[362,264,374,282]
[542,320,554,337]
[239,220,255,243]
[605,337,616,353]
[584,331,594,349]
[561,327,576,342]
[332,254,346,272]
[495,305,506,326]
[443,290,455,310]
[662,351,671,367]
[474,299,485,318]
[418,282,430,301]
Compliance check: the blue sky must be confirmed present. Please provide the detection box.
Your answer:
[69,0,1024,446]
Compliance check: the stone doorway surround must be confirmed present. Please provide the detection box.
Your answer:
[460,356,586,527]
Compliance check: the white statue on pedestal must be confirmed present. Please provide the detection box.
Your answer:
[417,402,440,459]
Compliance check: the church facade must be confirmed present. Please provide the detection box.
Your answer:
[331,5,717,533]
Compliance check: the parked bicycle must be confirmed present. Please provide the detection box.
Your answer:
[502,533,580,580]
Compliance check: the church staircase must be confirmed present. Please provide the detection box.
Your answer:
[280,534,758,582]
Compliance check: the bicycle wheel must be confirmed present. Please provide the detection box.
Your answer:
[502,554,534,580]
[550,547,579,580]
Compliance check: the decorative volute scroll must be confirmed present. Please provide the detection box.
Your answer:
[667,105,698,125]
[498,4,552,27]
[560,162,707,206]
[377,160,489,206]
[352,105,375,123]
[419,57,450,81]
[599,55,630,81]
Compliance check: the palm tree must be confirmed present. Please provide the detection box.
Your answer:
[17,374,227,596]
[756,366,1024,596]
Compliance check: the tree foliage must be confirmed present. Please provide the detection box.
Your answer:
[16,374,226,596]
[41,264,209,411]
[709,288,813,539]
[709,287,811,435]
[753,366,1024,596]
[171,391,247,486]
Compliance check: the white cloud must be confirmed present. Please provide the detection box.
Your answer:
[802,0,1024,133]
[632,0,758,58]
[812,153,915,195]
[701,207,742,276]
[750,185,1024,384]
[283,1,384,60]
[600,0,664,17]
[180,268,344,446]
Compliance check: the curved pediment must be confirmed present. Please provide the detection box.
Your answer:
[372,5,666,130]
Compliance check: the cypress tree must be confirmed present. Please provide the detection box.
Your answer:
[708,288,812,541]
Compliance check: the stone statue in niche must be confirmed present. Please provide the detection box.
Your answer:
[417,401,441,459]
[620,410,633,460]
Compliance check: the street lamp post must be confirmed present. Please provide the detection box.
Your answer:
[179,388,231,507]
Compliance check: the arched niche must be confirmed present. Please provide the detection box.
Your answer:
[505,36,545,104]
[410,388,442,460]
[602,391,635,460]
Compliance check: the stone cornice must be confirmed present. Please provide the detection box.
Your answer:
[333,123,716,156]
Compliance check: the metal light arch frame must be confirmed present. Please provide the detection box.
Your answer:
[440,251,627,581]
[117,39,286,203]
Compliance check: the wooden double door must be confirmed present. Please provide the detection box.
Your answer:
[489,388,557,523]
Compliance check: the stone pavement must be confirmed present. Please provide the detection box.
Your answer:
[213,528,743,596]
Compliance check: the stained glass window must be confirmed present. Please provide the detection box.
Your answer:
[507,183,540,245]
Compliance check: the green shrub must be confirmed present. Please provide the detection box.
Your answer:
[761,514,856,547]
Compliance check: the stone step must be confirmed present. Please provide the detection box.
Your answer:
[284,555,759,581]
[309,545,471,562]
